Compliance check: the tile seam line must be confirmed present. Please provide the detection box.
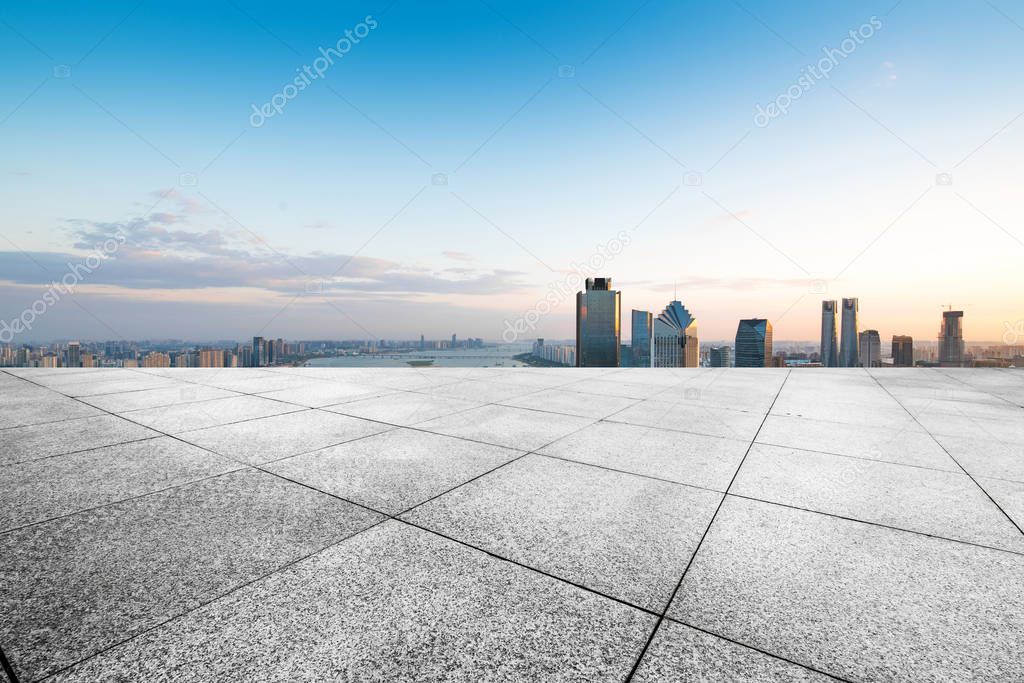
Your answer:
[623,369,793,683]
[929,368,1023,408]
[662,617,854,683]
[751,439,963,474]
[391,368,712,518]
[31,516,393,683]
[0,433,165,469]
[0,644,20,683]
[1,374,395,532]
[725,493,1024,558]
[868,370,1024,539]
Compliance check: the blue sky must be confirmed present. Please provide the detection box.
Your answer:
[2,0,1023,343]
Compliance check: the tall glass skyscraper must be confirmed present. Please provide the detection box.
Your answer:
[892,335,914,367]
[735,319,772,367]
[820,300,838,367]
[576,277,621,367]
[938,310,965,367]
[840,298,859,368]
[858,329,881,367]
[652,301,699,368]
[631,310,653,367]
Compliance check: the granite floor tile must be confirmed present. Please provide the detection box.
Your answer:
[0,393,103,429]
[48,521,653,682]
[423,379,537,404]
[0,436,240,531]
[257,381,393,407]
[417,404,595,451]
[607,400,766,441]
[0,414,159,466]
[669,496,1024,681]
[932,434,1024,483]
[405,455,722,611]
[498,388,638,419]
[538,421,749,491]
[120,395,302,433]
[266,428,523,515]
[0,468,383,681]
[755,414,956,471]
[978,476,1024,532]
[632,620,833,682]
[58,374,183,397]
[78,383,239,412]
[178,409,391,465]
[324,391,481,426]
[731,444,1024,551]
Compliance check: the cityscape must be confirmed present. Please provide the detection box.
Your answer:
[5,281,1021,370]
[3,1,1023,681]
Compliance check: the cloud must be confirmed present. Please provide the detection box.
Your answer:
[2,200,529,299]
[442,250,473,262]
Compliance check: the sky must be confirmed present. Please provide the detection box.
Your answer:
[1,0,1023,344]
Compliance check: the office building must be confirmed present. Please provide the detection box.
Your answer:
[840,298,859,367]
[858,330,881,367]
[631,310,653,367]
[735,319,773,367]
[709,346,732,367]
[938,310,965,367]
[576,277,621,367]
[66,341,81,368]
[892,335,914,367]
[651,301,699,368]
[252,336,265,367]
[820,300,839,367]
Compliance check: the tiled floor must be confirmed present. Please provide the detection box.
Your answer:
[1,367,1022,682]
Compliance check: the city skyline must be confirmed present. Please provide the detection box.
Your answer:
[2,1,1023,342]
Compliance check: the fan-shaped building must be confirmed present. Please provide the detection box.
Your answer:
[652,301,699,368]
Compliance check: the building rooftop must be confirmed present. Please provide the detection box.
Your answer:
[1,366,1022,681]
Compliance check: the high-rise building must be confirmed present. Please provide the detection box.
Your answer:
[938,310,965,367]
[820,300,839,367]
[840,298,859,367]
[199,348,225,368]
[652,301,699,368]
[576,277,621,367]
[252,336,265,367]
[66,341,81,368]
[892,335,914,367]
[631,310,653,368]
[709,346,732,368]
[142,352,171,368]
[858,329,881,367]
[735,319,773,367]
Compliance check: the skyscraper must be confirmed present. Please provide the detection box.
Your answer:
[66,341,81,368]
[820,300,838,367]
[709,346,732,368]
[652,301,699,368]
[252,336,265,367]
[735,319,773,367]
[858,329,881,368]
[576,277,621,367]
[631,310,653,368]
[938,310,965,367]
[892,335,914,367]
[840,298,859,367]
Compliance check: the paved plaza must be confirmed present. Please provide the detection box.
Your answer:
[1,367,1022,681]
